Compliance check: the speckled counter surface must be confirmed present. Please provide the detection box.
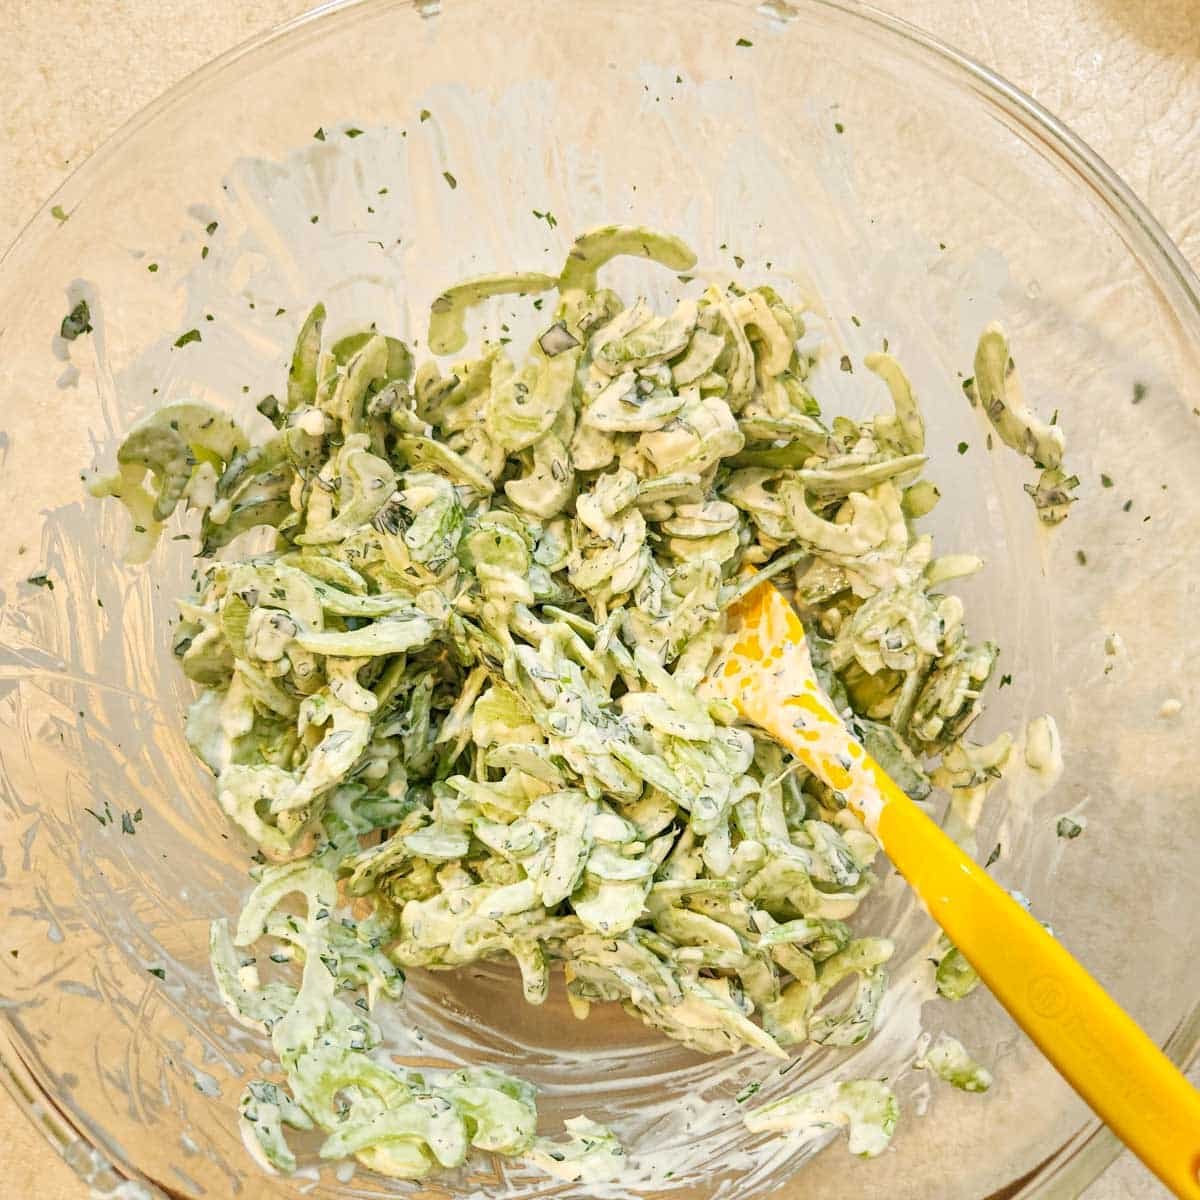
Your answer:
[0,2,1195,1197]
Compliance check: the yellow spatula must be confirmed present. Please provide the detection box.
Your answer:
[704,577,1200,1198]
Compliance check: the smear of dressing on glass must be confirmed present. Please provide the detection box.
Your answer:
[1023,714,1063,782]
[995,713,1064,857]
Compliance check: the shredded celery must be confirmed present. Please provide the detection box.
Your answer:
[93,224,1067,1182]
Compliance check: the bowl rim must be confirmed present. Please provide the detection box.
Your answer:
[1,1,1197,1197]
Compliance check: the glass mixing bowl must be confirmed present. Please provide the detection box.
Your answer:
[1,1,1197,1196]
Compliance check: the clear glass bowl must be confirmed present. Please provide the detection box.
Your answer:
[1,1,1197,1197]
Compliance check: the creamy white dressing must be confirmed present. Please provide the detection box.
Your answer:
[1023,714,1063,781]
[90,209,1069,1191]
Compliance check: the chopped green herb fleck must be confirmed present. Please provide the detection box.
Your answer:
[147,263,159,272]
[1132,381,1147,404]
[1122,498,1133,512]
[532,209,558,229]
[675,73,683,83]
[173,329,202,349]
[834,121,845,134]
[1056,816,1083,839]
[839,354,853,373]
[60,300,92,340]
[533,298,544,310]
[310,215,319,224]
[51,204,69,223]
[736,37,753,46]
[735,1082,762,1103]
[26,573,54,590]
[147,967,166,980]
[1100,473,1113,488]
[733,254,745,269]
[313,127,326,141]
[121,811,137,835]
[850,314,861,327]
[84,807,108,826]
[205,220,218,236]
[443,171,458,190]
[420,109,432,122]
[985,844,1002,867]
[957,442,969,455]
[201,246,209,260]
[345,127,364,138]
[1075,549,1088,566]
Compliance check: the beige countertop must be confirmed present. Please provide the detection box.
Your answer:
[0,1,1195,1197]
